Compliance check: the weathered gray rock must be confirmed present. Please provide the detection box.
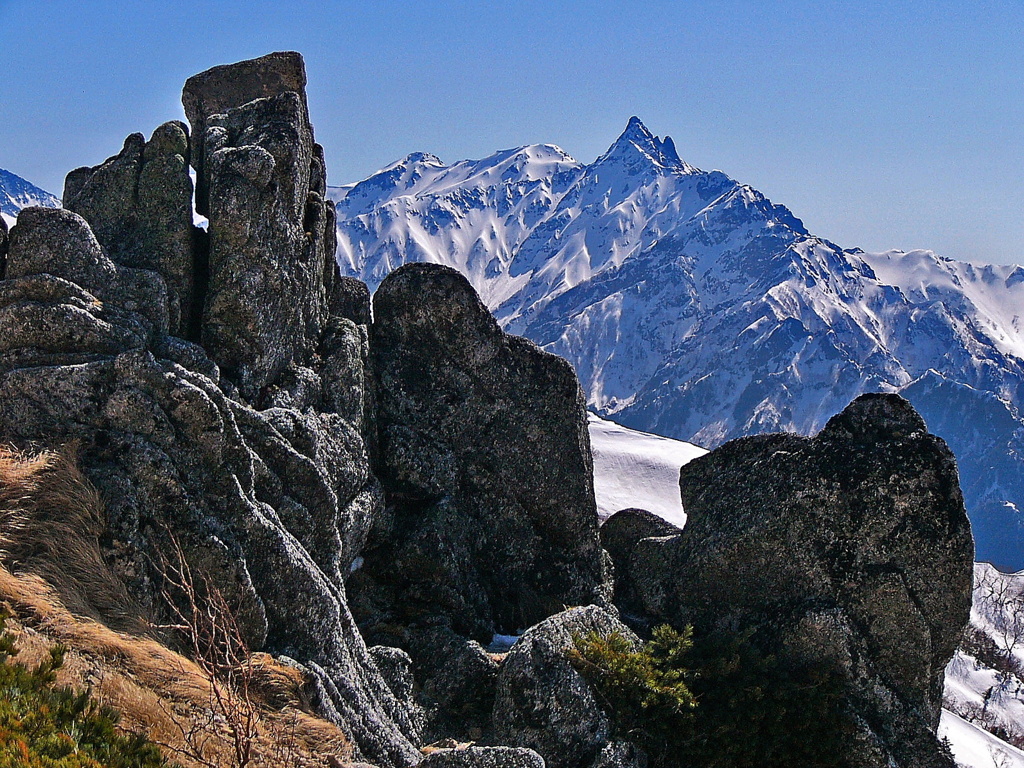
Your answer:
[182,53,337,401]
[369,646,416,703]
[403,626,501,743]
[631,393,973,768]
[420,746,546,768]
[182,50,308,214]
[355,263,611,641]
[5,206,170,339]
[63,122,196,336]
[492,606,644,768]
[0,55,423,768]
[599,509,679,625]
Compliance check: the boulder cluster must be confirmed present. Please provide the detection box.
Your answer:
[0,52,974,768]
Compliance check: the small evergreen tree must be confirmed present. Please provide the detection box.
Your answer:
[0,612,171,768]
[568,624,697,765]
[570,624,854,768]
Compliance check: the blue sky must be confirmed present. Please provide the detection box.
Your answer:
[2,0,1023,263]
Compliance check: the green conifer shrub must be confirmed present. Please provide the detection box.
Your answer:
[569,624,853,768]
[568,624,697,766]
[0,612,171,768]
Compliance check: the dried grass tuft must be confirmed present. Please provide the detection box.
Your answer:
[0,443,145,632]
[0,444,355,767]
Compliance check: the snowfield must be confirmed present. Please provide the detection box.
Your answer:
[939,710,1024,768]
[588,412,705,527]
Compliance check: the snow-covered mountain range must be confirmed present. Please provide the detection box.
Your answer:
[0,168,60,227]
[331,117,1024,570]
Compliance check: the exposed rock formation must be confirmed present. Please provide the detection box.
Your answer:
[184,50,338,401]
[419,747,546,768]
[63,121,197,337]
[182,50,309,215]
[0,55,420,768]
[404,626,501,742]
[0,49,979,768]
[599,508,679,624]
[492,606,645,768]
[350,263,610,642]
[619,394,973,767]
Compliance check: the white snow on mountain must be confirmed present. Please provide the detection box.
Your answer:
[332,118,1024,569]
[589,414,1024,767]
[588,412,706,527]
[0,168,60,224]
[939,711,1024,768]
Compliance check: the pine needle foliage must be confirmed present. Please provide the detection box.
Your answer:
[568,624,697,765]
[569,624,853,768]
[0,612,171,768]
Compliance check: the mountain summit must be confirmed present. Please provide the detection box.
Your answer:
[598,116,691,173]
[333,119,1024,569]
[0,168,60,226]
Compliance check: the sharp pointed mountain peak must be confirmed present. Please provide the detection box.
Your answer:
[597,116,697,175]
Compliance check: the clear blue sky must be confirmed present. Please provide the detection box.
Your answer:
[2,0,1023,263]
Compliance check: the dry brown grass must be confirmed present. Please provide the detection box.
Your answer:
[0,443,146,633]
[0,444,354,767]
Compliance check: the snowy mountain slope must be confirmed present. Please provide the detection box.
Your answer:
[943,563,1024,766]
[938,711,1024,768]
[332,118,1024,569]
[588,416,1024,767]
[0,168,60,226]
[588,412,706,527]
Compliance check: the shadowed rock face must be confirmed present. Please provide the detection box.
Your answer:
[0,215,9,272]
[351,263,611,642]
[619,393,973,768]
[599,508,680,624]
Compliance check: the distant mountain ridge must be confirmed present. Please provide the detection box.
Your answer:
[331,117,1024,569]
[0,168,60,226]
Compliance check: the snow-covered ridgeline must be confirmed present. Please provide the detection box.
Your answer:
[332,118,1024,569]
[0,168,60,224]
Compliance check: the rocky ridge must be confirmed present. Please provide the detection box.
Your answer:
[0,52,975,768]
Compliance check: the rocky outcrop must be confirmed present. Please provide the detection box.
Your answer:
[182,50,309,215]
[0,55,420,768]
[63,122,197,337]
[183,50,338,401]
[492,606,644,768]
[420,747,546,768]
[622,393,973,767]
[350,263,611,643]
[407,626,501,743]
[0,49,980,768]
[599,509,679,625]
